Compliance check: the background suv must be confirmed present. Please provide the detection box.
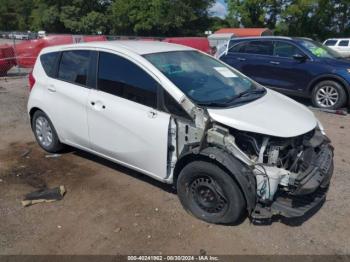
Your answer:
[220,36,350,109]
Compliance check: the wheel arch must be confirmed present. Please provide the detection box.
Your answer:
[173,147,257,214]
[29,107,43,129]
[307,74,350,106]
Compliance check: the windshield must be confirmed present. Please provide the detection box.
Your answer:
[144,51,265,106]
[298,39,342,58]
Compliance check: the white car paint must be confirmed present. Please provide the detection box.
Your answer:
[208,89,317,138]
[28,40,319,183]
[323,38,350,58]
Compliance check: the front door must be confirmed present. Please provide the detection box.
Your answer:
[87,51,170,179]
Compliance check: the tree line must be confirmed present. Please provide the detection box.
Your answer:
[0,0,349,40]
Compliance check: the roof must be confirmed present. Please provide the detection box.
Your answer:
[215,28,272,37]
[208,33,235,39]
[43,40,194,55]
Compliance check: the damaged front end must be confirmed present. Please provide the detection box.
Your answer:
[171,98,334,223]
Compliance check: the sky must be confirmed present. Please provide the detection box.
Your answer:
[209,0,228,19]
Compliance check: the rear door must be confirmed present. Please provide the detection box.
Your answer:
[87,51,170,179]
[45,49,95,149]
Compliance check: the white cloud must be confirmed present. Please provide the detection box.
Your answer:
[209,1,227,19]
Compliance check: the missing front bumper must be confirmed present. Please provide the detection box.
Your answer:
[251,143,334,223]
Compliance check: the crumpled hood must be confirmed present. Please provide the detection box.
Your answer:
[208,89,317,138]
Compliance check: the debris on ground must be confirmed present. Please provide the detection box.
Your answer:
[22,185,66,207]
[113,227,122,233]
[309,107,348,116]
[45,154,61,158]
[20,149,31,158]
[0,178,3,183]
[57,225,62,229]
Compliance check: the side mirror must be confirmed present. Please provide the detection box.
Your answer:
[293,53,307,61]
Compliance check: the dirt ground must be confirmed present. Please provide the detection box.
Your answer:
[0,76,349,255]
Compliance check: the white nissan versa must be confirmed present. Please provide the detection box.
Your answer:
[28,41,334,224]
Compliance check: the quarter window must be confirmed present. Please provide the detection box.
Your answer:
[40,52,60,78]
[58,50,91,86]
[274,41,303,58]
[338,40,349,47]
[97,52,158,108]
[163,91,191,119]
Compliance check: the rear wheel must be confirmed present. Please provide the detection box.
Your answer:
[177,161,246,224]
[311,80,347,109]
[32,110,63,153]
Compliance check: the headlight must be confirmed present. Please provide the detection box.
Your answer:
[347,69,350,74]
[317,119,326,135]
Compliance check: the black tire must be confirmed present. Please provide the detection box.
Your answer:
[311,80,347,109]
[177,161,246,224]
[32,110,63,153]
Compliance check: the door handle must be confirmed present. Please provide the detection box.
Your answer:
[48,84,56,92]
[90,101,106,110]
[237,57,246,61]
[270,61,280,65]
[147,110,157,119]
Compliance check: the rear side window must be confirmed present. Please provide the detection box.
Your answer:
[98,52,158,108]
[58,50,91,86]
[338,40,349,47]
[40,52,60,78]
[274,41,303,58]
[324,40,337,46]
[231,41,273,56]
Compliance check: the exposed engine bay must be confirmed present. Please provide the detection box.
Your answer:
[168,99,334,220]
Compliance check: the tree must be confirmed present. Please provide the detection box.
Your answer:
[109,0,215,36]
[0,0,34,31]
[29,0,110,34]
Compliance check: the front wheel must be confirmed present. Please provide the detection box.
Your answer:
[177,161,246,224]
[311,80,347,109]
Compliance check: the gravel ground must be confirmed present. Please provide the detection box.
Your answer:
[0,76,349,255]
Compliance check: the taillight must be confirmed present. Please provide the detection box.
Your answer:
[28,72,35,91]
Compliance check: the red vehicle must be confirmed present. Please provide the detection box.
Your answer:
[15,35,107,68]
[0,44,16,76]
[162,37,213,54]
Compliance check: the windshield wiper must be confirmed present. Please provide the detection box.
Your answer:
[196,102,229,107]
[224,88,266,104]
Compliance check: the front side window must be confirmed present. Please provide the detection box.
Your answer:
[338,40,349,47]
[144,51,265,107]
[98,52,158,108]
[58,50,91,86]
[274,41,304,58]
[40,52,60,78]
